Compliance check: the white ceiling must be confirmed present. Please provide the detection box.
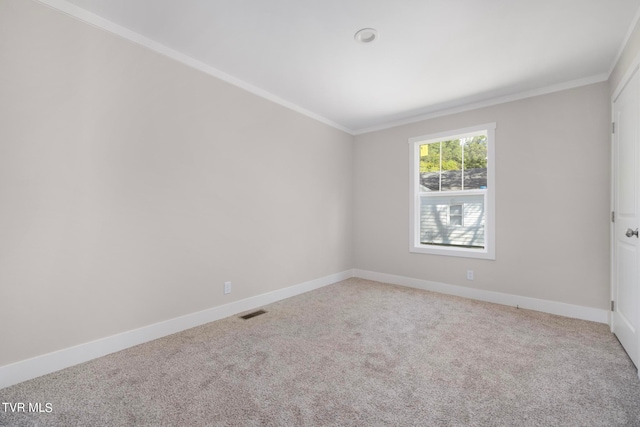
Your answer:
[43,0,640,133]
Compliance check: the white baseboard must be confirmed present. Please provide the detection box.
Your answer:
[0,269,354,390]
[353,269,610,324]
[2,268,610,389]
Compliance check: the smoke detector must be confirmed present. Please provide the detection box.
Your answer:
[354,28,378,44]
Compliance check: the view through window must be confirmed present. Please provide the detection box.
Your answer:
[409,123,495,259]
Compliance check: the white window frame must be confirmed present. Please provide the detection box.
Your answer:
[408,123,496,260]
[448,204,464,227]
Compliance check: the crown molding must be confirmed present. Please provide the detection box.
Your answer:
[353,73,608,135]
[34,0,618,138]
[607,4,640,78]
[35,0,353,135]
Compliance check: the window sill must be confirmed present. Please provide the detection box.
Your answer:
[410,244,495,260]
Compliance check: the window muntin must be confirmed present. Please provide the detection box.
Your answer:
[409,123,495,259]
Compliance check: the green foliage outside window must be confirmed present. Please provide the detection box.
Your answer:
[420,135,487,173]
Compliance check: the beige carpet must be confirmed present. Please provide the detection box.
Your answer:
[1,278,639,426]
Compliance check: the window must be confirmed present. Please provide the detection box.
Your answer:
[448,204,463,226]
[409,123,495,259]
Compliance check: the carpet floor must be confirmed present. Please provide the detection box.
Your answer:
[1,278,639,426]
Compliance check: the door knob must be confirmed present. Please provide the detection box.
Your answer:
[625,228,639,238]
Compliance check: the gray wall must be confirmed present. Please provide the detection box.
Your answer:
[0,0,353,366]
[354,83,611,310]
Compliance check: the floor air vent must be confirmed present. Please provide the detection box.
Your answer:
[240,309,266,320]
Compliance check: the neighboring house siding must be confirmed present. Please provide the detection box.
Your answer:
[419,195,485,247]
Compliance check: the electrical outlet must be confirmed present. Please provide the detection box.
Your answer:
[224,281,231,294]
[466,270,474,281]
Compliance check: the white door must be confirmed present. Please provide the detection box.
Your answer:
[612,65,640,369]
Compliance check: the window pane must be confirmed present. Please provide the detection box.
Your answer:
[449,204,462,216]
[419,142,440,191]
[463,135,487,190]
[441,140,462,191]
[420,194,484,248]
